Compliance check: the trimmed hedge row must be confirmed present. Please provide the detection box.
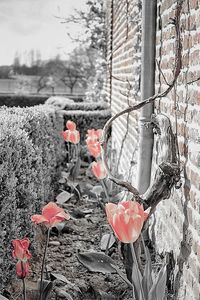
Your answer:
[0,94,84,107]
[0,94,48,107]
[46,97,111,141]
[0,104,65,290]
[62,108,111,142]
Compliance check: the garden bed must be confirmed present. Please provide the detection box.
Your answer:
[4,161,133,300]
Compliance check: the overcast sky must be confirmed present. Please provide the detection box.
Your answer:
[0,0,87,65]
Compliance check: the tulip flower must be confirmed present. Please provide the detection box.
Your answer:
[86,128,102,158]
[91,161,107,179]
[31,202,70,228]
[87,142,101,158]
[12,238,32,279]
[66,120,76,131]
[86,129,102,142]
[105,200,149,243]
[62,130,80,144]
[62,120,80,144]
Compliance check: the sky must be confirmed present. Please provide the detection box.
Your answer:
[0,0,87,65]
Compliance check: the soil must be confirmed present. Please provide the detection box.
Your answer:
[5,162,133,300]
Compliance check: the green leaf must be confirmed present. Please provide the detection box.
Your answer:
[38,280,54,300]
[110,264,133,289]
[142,246,153,298]
[148,265,167,300]
[155,265,167,300]
[132,262,143,300]
[77,251,117,274]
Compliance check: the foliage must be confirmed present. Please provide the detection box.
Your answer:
[64,0,106,53]
[64,0,107,102]
[0,66,12,79]
[60,47,97,94]
[0,104,65,290]
[63,108,111,143]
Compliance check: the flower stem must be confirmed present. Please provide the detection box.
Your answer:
[22,277,26,300]
[130,243,145,300]
[21,262,26,300]
[100,179,110,202]
[39,228,51,300]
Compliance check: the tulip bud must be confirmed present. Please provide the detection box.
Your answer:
[91,161,107,179]
[66,120,76,131]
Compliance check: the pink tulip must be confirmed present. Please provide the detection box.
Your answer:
[86,128,102,143]
[91,161,107,179]
[62,130,69,140]
[12,238,32,261]
[31,202,70,228]
[16,261,30,279]
[12,238,32,279]
[66,120,76,131]
[86,128,102,158]
[87,142,101,158]
[105,200,149,243]
[62,129,80,144]
[62,120,80,144]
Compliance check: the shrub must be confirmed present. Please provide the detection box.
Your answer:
[0,94,84,108]
[0,104,65,290]
[0,94,48,107]
[46,97,111,142]
[63,108,111,142]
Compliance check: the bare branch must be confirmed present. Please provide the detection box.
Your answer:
[187,76,200,85]
[156,59,170,86]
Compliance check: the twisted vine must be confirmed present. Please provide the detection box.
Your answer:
[100,0,183,212]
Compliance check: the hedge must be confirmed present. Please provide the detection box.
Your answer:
[0,94,48,107]
[46,97,111,141]
[0,94,84,107]
[0,104,65,291]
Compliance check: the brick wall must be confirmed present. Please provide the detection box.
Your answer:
[105,0,142,183]
[105,0,200,299]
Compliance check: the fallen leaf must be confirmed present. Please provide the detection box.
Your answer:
[100,234,116,251]
[56,191,72,204]
[51,273,70,284]
[51,273,82,294]
[70,208,85,219]
[77,252,117,274]
[91,185,103,196]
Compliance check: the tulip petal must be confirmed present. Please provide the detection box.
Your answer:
[12,240,24,260]
[105,203,117,223]
[31,214,48,224]
[32,202,70,228]
[66,120,76,131]
[16,261,29,279]
[12,238,32,261]
[42,202,63,219]
[62,130,70,141]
